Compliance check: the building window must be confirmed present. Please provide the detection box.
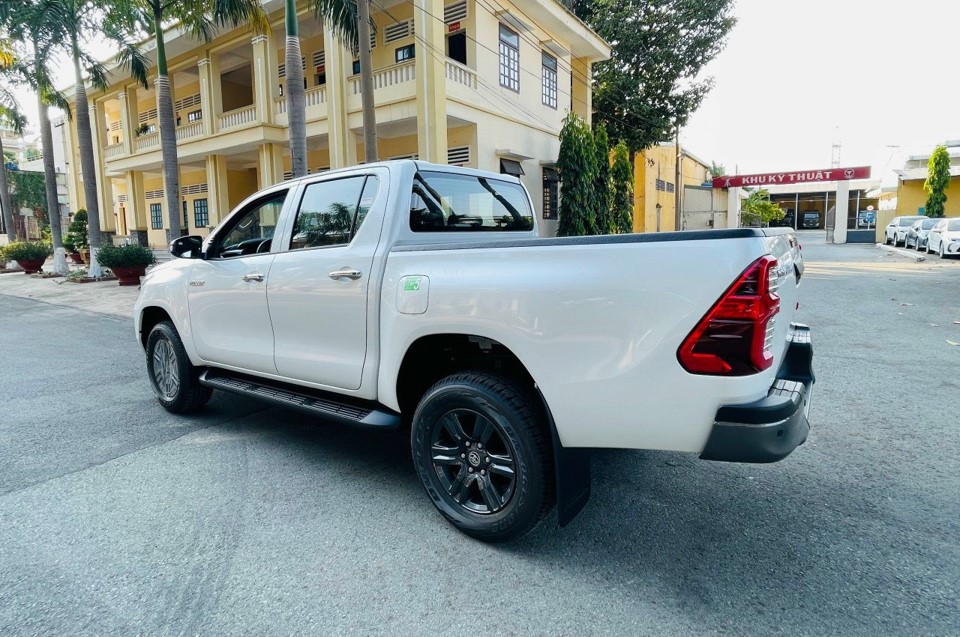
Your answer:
[182,201,189,229]
[498,24,520,92]
[395,44,416,63]
[541,52,557,108]
[666,182,675,193]
[194,198,209,227]
[655,179,665,192]
[352,59,361,75]
[187,110,202,123]
[447,31,467,65]
[150,203,163,229]
[542,167,559,219]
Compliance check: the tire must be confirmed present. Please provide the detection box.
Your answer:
[940,243,946,258]
[145,320,212,413]
[885,233,892,245]
[411,372,554,542]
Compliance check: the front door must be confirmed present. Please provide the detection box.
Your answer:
[188,189,289,373]
[268,173,381,390]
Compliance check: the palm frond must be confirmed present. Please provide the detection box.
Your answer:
[115,39,150,89]
[312,0,360,51]
[212,0,269,34]
[0,103,29,134]
[81,55,110,92]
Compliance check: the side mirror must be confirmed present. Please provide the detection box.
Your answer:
[170,235,204,259]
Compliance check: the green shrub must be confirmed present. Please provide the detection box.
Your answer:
[96,244,155,268]
[3,241,52,261]
[64,210,89,253]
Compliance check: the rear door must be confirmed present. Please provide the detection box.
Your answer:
[267,171,384,390]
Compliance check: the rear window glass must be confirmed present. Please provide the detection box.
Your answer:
[410,171,533,232]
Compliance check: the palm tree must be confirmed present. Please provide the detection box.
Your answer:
[40,0,110,274]
[284,0,377,177]
[108,0,267,246]
[0,40,27,242]
[1,1,71,274]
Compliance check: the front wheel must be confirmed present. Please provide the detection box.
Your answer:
[145,320,212,413]
[411,372,554,542]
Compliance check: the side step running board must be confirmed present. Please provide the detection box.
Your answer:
[199,370,401,429]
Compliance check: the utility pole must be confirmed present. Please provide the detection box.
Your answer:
[357,0,378,163]
[674,127,682,230]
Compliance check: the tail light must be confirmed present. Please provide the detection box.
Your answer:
[678,256,781,376]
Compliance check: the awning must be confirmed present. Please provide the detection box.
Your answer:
[500,158,525,176]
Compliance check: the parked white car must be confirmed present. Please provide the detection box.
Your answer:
[905,218,938,250]
[925,217,960,258]
[885,216,925,246]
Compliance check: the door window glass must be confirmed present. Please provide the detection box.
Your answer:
[289,176,380,250]
[214,191,287,258]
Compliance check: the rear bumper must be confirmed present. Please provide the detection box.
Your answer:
[700,324,815,463]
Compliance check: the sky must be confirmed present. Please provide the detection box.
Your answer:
[12,0,960,187]
[681,0,960,185]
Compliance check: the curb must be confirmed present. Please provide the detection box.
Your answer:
[876,243,926,262]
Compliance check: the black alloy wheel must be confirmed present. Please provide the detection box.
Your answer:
[411,372,553,542]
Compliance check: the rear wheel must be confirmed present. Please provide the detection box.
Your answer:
[411,372,553,542]
[146,321,212,413]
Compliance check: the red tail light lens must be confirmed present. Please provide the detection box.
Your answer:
[677,256,781,376]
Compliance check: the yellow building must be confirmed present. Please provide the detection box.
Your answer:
[632,143,712,233]
[63,0,609,247]
[895,144,960,217]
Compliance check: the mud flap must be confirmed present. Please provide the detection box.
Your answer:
[538,388,592,526]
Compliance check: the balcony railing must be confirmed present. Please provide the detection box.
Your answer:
[445,60,477,90]
[349,60,416,95]
[276,86,326,117]
[176,120,203,141]
[306,86,326,107]
[135,132,160,152]
[218,104,257,130]
[105,143,125,159]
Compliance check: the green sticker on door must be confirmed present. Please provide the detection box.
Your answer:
[404,277,421,291]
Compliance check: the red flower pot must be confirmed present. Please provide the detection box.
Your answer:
[70,252,85,265]
[16,259,44,274]
[110,265,147,286]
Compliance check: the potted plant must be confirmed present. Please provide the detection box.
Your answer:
[2,241,52,274]
[64,210,89,264]
[96,243,155,285]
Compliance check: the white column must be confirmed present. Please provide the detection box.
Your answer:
[324,22,352,169]
[251,34,278,125]
[726,187,741,228]
[834,180,849,244]
[198,57,216,136]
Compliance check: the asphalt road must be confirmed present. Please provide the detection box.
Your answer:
[1,232,958,636]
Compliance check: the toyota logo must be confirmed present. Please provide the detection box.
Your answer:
[468,450,482,467]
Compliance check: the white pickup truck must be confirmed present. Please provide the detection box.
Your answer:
[135,160,814,542]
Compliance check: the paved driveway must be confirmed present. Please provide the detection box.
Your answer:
[1,235,958,636]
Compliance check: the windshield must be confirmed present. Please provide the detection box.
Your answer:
[899,217,922,226]
[410,171,533,232]
[920,219,937,229]
[948,219,960,231]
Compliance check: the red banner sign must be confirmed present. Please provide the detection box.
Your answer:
[712,166,871,189]
[448,21,461,32]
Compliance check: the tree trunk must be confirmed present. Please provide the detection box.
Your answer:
[285,0,307,178]
[37,97,67,274]
[154,11,181,246]
[357,0,377,163]
[0,133,16,242]
[73,48,104,277]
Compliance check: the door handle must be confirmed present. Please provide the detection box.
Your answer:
[241,273,265,282]
[328,269,363,280]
